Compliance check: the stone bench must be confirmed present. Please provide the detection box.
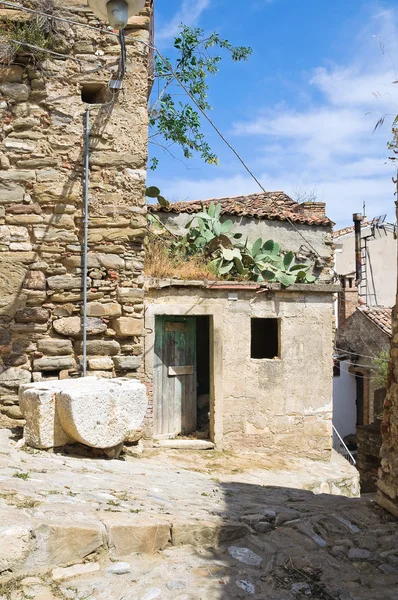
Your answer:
[19,377,147,450]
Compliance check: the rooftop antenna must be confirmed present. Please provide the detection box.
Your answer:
[363,201,366,217]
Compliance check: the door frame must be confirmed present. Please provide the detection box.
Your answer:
[144,303,221,446]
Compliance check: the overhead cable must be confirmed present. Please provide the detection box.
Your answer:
[4,1,338,266]
[0,1,119,36]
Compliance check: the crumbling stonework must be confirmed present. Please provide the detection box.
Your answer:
[378,319,398,513]
[0,2,151,425]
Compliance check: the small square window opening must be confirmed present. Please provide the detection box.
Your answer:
[251,318,279,359]
[81,83,112,104]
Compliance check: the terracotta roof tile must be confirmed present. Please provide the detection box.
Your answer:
[148,192,332,227]
[359,306,393,337]
[333,220,371,238]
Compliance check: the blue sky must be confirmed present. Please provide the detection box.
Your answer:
[148,0,398,227]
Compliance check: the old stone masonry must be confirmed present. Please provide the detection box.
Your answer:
[0,2,151,427]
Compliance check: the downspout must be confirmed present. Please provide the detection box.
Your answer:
[82,108,90,377]
[353,213,362,288]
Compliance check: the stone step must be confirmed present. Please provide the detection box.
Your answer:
[0,512,249,578]
[154,439,215,450]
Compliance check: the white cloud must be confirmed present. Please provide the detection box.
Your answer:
[155,6,398,227]
[156,0,210,42]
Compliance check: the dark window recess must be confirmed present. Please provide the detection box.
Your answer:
[251,318,279,359]
[81,83,111,104]
[333,360,341,377]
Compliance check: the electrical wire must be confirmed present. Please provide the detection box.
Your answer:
[152,46,330,265]
[2,1,341,269]
[5,37,103,65]
[334,346,389,362]
[0,1,119,36]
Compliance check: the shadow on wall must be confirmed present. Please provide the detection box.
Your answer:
[171,482,398,600]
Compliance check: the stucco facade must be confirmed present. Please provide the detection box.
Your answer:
[335,224,396,307]
[144,281,338,460]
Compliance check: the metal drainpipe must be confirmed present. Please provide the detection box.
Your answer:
[82,108,90,377]
[353,212,363,288]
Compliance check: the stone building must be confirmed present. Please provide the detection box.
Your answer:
[144,194,340,459]
[0,1,152,426]
[378,205,398,515]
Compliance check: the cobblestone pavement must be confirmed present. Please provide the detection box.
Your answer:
[2,491,398,600]
[0,429,397,599]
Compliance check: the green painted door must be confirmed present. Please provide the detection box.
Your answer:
[154,316,197,436]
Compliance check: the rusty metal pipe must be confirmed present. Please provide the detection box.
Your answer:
[353,213,362,286]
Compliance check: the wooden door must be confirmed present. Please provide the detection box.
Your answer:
[154,316,197,436]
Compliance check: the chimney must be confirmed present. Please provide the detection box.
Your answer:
[353,213,362,286]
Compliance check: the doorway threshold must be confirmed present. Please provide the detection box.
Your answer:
[154,439,215,450]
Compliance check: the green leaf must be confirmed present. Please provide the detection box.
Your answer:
[221,219,233,233]
[305,274,316,283]
[213,220,221,237]
[145,186,161,198]
[208,257,222,273]
[276,272,296,287]
[262,269,276,282]
[219,262,233,275]
[157,195,169,208]
[252,237,263,257]
[290,264,309,271]
[233,232,243,239]
[295,270,307,281]
[262,240,276,254]
[283,251,294,270]
[234,256,245,274]
[195,212,213,220]
[222,247,235,261]
[208,202,216,217]
[214,203,222,219]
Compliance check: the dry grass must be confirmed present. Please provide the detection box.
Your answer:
[145,236,217,281]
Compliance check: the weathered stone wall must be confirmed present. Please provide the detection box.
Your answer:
[0,3,150,425]
[144,282,337,460]
[378,306,398,514]
[337,311,390,424]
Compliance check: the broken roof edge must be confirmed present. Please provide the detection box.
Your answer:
[357,306,393,338]
[145,278,341,293]
[147,192,333,227]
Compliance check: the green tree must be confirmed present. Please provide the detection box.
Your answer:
[149,25,252,169]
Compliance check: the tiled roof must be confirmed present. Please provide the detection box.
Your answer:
[148,192,332,227]
[359,306,393,337]
[333,220,371,238]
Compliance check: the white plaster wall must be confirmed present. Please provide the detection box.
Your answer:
[145,286,334,459]
[333,360,357,438]
[335,228,397,307]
